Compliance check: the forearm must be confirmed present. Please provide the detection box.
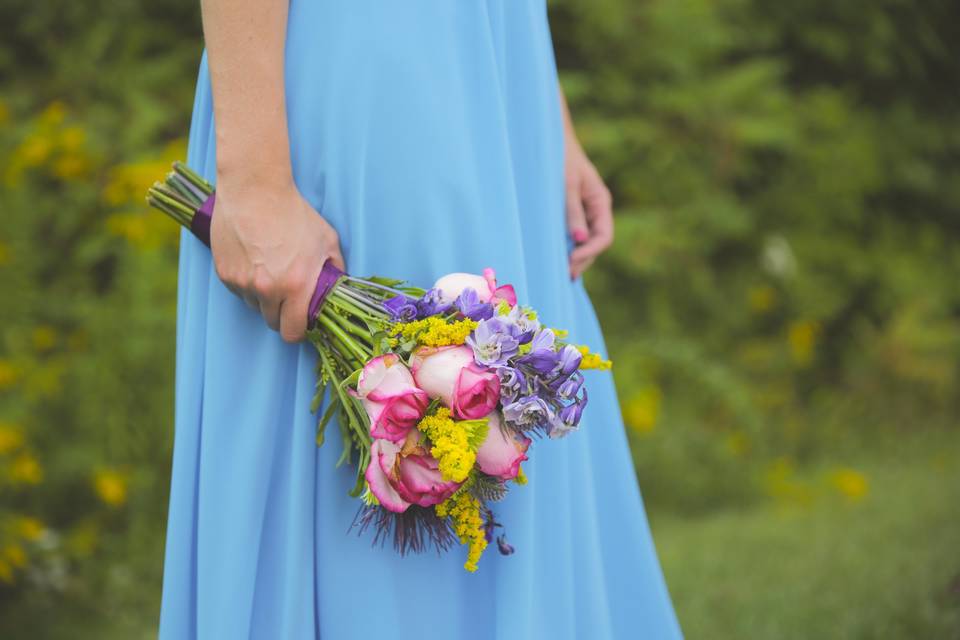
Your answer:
[201,0,292,187]
[558,85,579,148]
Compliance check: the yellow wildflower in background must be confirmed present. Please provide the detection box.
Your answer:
[391,317,478,347]
[0,241,10,265]
[436,489,487,573]
[0,423,24,454]
[31,325,57,352]
[416,408,486,483]
[830,467,869,502]
[576,345,612,370]
[9,453,43,484]
[92,468,129,507]
[3,544,26,569]
[748,285,776,313]
[624,385,661,435]
[0,360,17,388]
[788,320,820,366]
[723,430,750,457]
[15,517,45,541]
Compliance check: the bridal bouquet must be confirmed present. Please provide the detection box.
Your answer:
[147,162,610,571]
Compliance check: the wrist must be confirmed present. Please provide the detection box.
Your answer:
[215,158,295,195]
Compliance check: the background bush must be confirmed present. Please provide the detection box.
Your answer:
[0,0,957,637]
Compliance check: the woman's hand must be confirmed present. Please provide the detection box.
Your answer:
[210,174,345,343]
[560,90,614,280]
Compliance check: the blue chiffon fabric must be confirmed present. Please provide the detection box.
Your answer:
[159,2,683,638]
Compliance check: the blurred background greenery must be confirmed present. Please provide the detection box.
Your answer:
[0,0,958,638]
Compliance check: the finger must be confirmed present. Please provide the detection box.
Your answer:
[259,295,282,331]
[241,292,259,311]
[326,247,347,273]
[565,178,589,245]
[571,255,596,280]
[279,292,309,343]
[569,234,611,265]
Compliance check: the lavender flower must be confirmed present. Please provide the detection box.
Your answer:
[454,287,495,321]
[498,366,527,404]
[467,317,520,367]
[504,305,540,344]
[502,395,552,431]
[496,535,515,556]
[556,344,583,377]
[383,294,419,322]
[557,371,584,400]
[415,288,453,317]
[549,388,589,439]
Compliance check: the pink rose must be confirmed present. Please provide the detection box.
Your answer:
[433,267,517,307]
[355,354,429,442]
[410,345,501,419]
[365,431,462,513]
[476,411,530,480]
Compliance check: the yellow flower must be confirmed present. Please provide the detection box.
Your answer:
[3,545,26,569]
[9,453,43,484]
[31,325,57,352]
[0,560,13,584]
[59,125,86,151]
[0,423,24,454]
[748,285,776,313]
[624,386,661,435]
[0,358,17,388]
[436,489,488,572]
[15,517,45,541]
[93,468,129,507]
[39,101,67,127]
[831,468,868,502]
[417,408,487,483]
[788,320,820,366]
[514,465,527,485]
[391,317,478,347]
[0,241,10,265]
[576,345,612,370]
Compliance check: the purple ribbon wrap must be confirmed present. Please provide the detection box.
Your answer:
[190,192,345,326]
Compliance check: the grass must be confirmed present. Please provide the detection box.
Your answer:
[652,428,960,640]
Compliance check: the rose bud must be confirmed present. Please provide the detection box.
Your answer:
[476,410,530,480]
[355,354,430,442]
[410,345,501,420]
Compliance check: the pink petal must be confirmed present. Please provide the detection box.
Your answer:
[365,440,410,513]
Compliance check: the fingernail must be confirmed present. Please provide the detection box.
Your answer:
[572,228,588,243]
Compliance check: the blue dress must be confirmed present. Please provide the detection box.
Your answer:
[159,2,683,638]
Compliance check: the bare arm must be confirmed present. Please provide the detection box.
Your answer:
[560,87,614,280]
[201,0,345,342]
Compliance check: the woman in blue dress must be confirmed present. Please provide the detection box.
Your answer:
[159,1,683,638]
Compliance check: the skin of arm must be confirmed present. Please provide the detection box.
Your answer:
[200,0,345,343]
[560,88,615,280]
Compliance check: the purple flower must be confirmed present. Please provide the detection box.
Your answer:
[496,535,515,556]
[557,371,584,400]
[497,366,526,403]
[556,344,583,377]
[504,306,540,344]
[503,395,552,430]
[467,317,520,367]
[483,514,502,543]
[415,288,453,317]
[455,287,495,321]
[383,294,419,322]
[550,388,588,439]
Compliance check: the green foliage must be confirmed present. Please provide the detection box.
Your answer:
[552,0,960,512]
